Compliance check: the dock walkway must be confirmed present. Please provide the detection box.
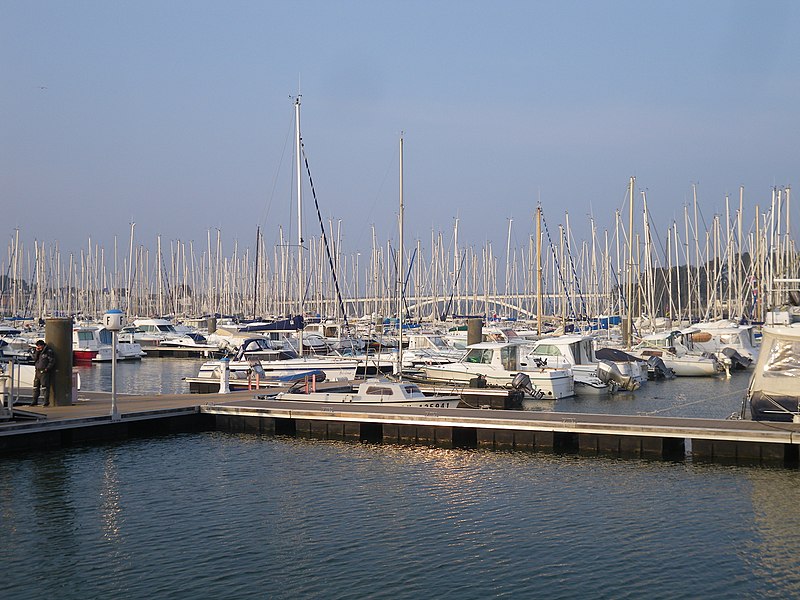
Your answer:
[2,391,799,466]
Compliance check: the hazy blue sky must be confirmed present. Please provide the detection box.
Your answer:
[2,0,799,258]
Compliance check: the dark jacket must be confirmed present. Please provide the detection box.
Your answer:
[33,345,56,373]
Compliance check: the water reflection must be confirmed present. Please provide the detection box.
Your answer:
[3,435,800,597]
[746,469,800,595]
[101,450,123,544]
[29,453,79,572]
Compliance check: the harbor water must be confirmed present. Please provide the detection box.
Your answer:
[74,357,752,419]
[4,359,800,598]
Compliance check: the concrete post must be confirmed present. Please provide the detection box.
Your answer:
[45,317,73,406]
[467,318,483,347]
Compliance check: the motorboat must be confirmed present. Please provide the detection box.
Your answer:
[0,326,36,361]
[303,320,365,353]
[419,341,574,399]
[595,346,674,380]
[275,378,460,408]
[122,318,221,357]
[400,332,465,369]
[744,296,800,421]
[526,335,641,394]
[195,349,360,385]
[745,322,800,421]
[73,325,145,362]
[630,330,724,377]
[686,321,759,370]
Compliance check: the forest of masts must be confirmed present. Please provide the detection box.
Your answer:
[3,182,799,331]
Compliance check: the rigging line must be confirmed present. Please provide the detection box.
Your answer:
[260,113,295,229]
[440,249,467,320]
[301,143,353,337]
[561,221,591,324]
[389,246,418,320]
[402,247,417,319]
[23,241,44,319]
[353,146,398,253]
[538,210,578,323]
[643,206,674,317]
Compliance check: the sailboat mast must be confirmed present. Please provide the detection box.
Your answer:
[253,225,260,320]
[624,176,635,347]
[295,95,304,356]
[398,133,404,377]
[536,205,543,335]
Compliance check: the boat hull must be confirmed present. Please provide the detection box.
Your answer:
[749,391,800,422]
[419,364,574,399]
[275,392,460,409]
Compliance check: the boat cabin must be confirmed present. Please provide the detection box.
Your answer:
[357,380,427,399]
[748,325,800,421]
[132,318,179,335]
[462,343,521,371]
[527,335,597,368]
[235,337,299,362]
[406,333,452,351]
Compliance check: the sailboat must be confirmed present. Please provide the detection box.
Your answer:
[195,96,359,385]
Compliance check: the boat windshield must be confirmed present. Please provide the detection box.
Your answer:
[429,336,449,349]
[365,385,394,397]
[530,344,561,357]
[464,348,493,364]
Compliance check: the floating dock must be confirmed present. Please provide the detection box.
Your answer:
[2,392,799,466]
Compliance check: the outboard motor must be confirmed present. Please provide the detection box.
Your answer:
[511,372,544,400]
[646,355,675,380]
[721,347,752,370]
[597,360,640,392]
[511,372,532,393]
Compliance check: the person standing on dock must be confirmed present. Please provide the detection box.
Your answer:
[30,339,56,407]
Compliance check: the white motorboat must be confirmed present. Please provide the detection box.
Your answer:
[303,320,365,353]
[73,325,145,362]
[526,335,641,394]
[686,321,759,369]
[121,318,221,357]
[275,379,460,408]
[0,325,36,360]
[419,341,574,399]
[630,330,724,377]
[742,294,800,421]
[745,321,800,421]
[196,350,360,384]
[401,332,465,369]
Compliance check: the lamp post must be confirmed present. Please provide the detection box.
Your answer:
[103,309,125,421]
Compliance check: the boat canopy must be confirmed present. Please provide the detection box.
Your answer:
[749,328,800,400]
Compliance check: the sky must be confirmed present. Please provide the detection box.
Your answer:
[2,0,800,261]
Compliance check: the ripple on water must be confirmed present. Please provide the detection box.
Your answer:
[3,433,800,598]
